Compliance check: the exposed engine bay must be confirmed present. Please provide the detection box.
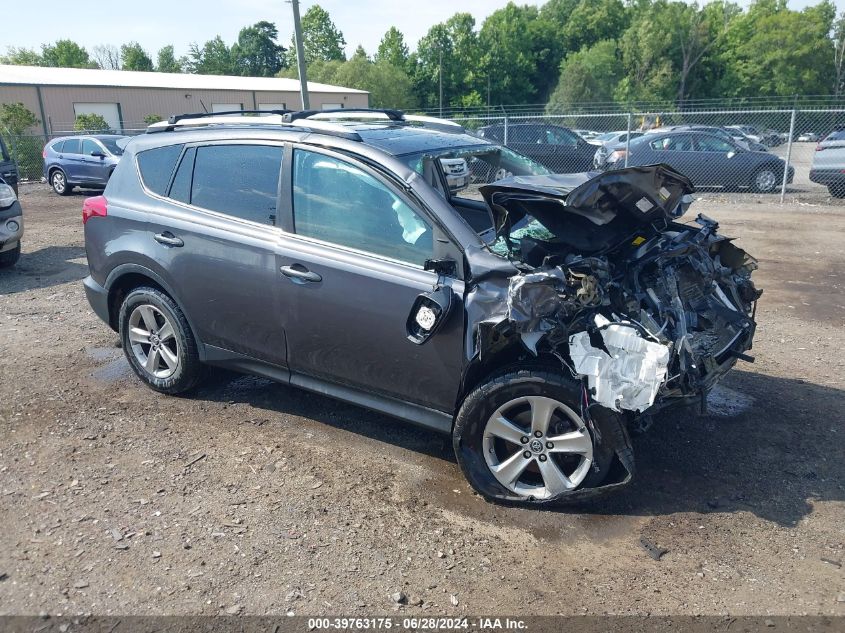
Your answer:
[463,165,760,455]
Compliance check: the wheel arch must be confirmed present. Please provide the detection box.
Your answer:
[105,264,204,358]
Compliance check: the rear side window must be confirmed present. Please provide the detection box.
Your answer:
[63,138,81,155]
[825,130,845,141]
[50,140,64,154]
[188,144,282,225]
[0,138,9,162]
[137,144,184,196]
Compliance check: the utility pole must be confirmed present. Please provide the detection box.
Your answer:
[438,47,443,117]
[290,0,310,110]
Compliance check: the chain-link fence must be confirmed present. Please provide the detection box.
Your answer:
[442,105,845,204]
[3,105,845,204]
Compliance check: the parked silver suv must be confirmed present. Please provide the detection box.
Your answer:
[82,109,760,505]
[810,129,845,198]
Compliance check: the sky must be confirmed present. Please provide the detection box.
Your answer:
[4,0,841,62]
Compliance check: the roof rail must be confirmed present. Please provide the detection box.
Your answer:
[146,112,362,141]
[283,108,404,123]
[167,109,291,124]
[284,108,466,134]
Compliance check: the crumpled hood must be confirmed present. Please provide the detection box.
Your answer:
[479,164,695,240]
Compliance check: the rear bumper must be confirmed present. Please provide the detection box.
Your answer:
[810,168,845,185]
[83,274,112,328]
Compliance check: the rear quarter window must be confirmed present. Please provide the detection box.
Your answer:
[137,144,184,196]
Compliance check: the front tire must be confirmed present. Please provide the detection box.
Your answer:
[51,170,72,196]
[118,287,203,394]
[453,369,623,505]
[0,243,20,268]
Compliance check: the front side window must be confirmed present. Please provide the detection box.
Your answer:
[544,128,578,146]
[82,139,99,156]
[190,144,282,225]
[292,149,433,266]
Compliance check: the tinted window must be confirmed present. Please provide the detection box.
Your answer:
[82,139,99,155]
[825,130,845,141]
[50,140,64,154]
[99,137,126,155]
[696,136,734,152]
[168,147,195,204]
[293,149,432,266]
[649,135,693,151]
[510,126,542,143]
[0,138,9,162]
[190,144,282,225]
[544,128,578,146]
[137,144,184,196]
[63,138,81,154]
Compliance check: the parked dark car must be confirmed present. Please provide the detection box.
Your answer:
[0,175,23,267]
[0,136,19,194]
[476,123,597,173]
[605,130,793,193]
[82,109,759,506]
[43,134,128,195]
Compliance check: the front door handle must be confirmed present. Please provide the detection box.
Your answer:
[280,264,322,283]
[154,232,184,247]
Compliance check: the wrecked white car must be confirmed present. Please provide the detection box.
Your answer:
[452,164,760,503]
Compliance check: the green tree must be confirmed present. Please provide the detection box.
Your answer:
[74,113,110,133]
[835,10,845,97]
[0,102,40,135]
[548,40,622,110]
[560,0,629,54]
[719,0,836,97]
[156,46,183,73]
[41,40,97,68]
[375,27,409,69]
[143,114,163,125]
[287,5,346,65]
[478,3,559,105]
[188,36,234,75]
[1,47,43,66]
[413,13,481,110]
[232,21,286,77]
[121,42,154,71]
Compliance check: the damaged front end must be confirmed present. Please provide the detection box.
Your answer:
[464,165,761,500]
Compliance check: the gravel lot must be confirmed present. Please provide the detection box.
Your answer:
[1,184,844,617]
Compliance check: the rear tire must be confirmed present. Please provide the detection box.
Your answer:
[751,167,778,193]
[828,184,845,199]
[118,286,203,394]
[0,243,20,268]
[51,169,72,196]
[453,368,624,505]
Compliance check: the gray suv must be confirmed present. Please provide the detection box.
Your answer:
[82,109,760,505]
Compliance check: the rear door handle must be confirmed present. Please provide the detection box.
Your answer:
[280,264,322,283]
[154,232,184,247]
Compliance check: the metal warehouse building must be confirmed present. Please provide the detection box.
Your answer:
[0,64,370,135]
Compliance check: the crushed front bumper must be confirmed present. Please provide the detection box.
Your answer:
[0,200,23,252]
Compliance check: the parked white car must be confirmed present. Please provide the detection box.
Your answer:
[810,129,845,198]
[592,131,646,169]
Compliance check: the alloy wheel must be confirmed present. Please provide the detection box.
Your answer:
[482,395,594,499]
[52,172,66,193]
[755,169,777,192]
[127,304,180,379]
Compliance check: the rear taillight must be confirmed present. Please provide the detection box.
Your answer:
[42,149,47,159]
[82,195,107,224]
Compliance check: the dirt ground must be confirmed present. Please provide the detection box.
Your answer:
[0,184,844,618]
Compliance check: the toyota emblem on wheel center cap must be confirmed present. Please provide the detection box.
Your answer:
[529,439,544,453]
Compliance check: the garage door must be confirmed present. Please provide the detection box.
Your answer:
[258,103,286,111]
[212,103,243,113]
[73,103,121,130]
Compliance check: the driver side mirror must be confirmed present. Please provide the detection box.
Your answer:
[406,285,454,345]
[91,150,106,158]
